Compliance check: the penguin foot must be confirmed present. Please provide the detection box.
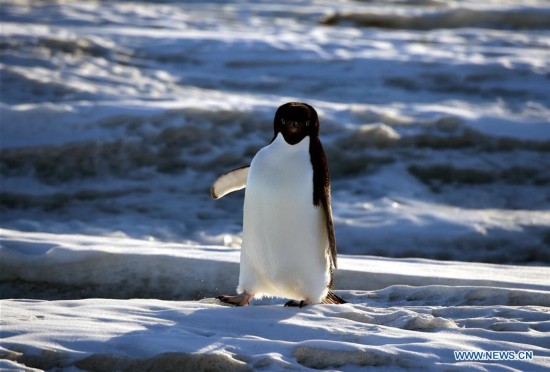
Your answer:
[216,292,253,306]
[284,300,307,308]
[323,291,347,304]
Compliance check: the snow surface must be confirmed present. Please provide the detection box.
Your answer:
[1,0,550,370]
[1,228,550,371]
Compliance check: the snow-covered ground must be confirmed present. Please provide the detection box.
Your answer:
[1,228,550,370]
[1,0,550,370]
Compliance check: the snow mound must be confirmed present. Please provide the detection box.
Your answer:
[322,6,550,30]
[2,229,549,300]
[360,284,550,307]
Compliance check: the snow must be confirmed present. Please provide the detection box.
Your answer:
[1,0,550,370]
[1,228,550,371]
[3,296,549,371]
[3,228,549,301]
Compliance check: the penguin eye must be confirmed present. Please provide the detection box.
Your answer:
[305,120,310,126]
[281,119,286,125]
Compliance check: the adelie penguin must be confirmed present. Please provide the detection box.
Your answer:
[211,102,346,307]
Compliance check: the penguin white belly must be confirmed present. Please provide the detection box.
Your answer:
[237,134,330,303]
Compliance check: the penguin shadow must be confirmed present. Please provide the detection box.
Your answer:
[80,301,311,367]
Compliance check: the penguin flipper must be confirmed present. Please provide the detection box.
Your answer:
[211,165,249,199]
[310,138,338,270]
[320,192,337,270]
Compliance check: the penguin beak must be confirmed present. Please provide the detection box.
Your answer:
[288,121,301,134]
[280,120,307,145]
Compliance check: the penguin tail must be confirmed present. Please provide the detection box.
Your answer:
[322,291,347,304]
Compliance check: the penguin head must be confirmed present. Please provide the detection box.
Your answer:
[273,102,319,145]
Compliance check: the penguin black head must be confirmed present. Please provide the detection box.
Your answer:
[273,102,319,145]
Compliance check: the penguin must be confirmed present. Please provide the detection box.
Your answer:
[211,102,345,307]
